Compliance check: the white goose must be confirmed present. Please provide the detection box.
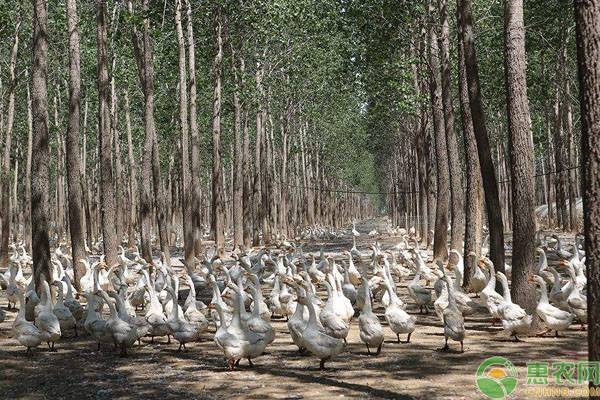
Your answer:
[495,272,532,340]
[97,289,135,356]
[440,277,465,353]
[478,257,505,324]
[82,291,112,350]
[12,287,43,354]
[34,280,61,351]
[51,281,77,337]
[407,271,431,314]
[382,274,415,343]
[141,270,170,343]
[164,285,202,351]
[530,275,574,337]
[297,289,344,370]
[561,262,587,330]
[319,281,350,341]
[358,277,384,354]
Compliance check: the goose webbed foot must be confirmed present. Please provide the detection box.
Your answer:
[581,323,586,331]
[119,344,128,357]
[26,347,32,356]
[438,338,449,352]
[319,357,330,370]
[536,328,551,337]
[512,335,522,342]
[555,331,564,338]
[50,342,57,352]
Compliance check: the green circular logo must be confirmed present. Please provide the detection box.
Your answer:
[476,356,518,399]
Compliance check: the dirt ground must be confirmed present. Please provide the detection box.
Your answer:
[0,219,587,399]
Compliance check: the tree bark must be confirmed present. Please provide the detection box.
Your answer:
[186,0,202,257]
[574,0,600,385]
[175,0,193,262]
[24,72,33,253]
[65,0,86,288]
[438,0,465,252]
[457,6,483,288]
[96,0,118,267]
[123,89,137,247]
[428,1,449,261]
[504,0,537,317]
[0,21,20,269]
[31,0,53,288]
[458,0,505,275]
[211,6,225,255]
[231,45,243,250]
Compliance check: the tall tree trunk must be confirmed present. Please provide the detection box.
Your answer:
[574,0,600,386]
[31,0,52,288]
[457,6,483,288]
[65,0,86,288]
[111,60,123,245]
[504,0,537,319]
[231,46,243,250]
[24,72,33,253]
[242,105,253,248]
[554,44,569,230]
[186,0,202,257]
[565,79,578,231]
[438,0,465,252]
[124,89,137,247]
[175,0,193,262]
[211,6,225,255]
[458,0,505,275]
[428,1,449,261]
[0,21,20,269]
[96,0,118,267]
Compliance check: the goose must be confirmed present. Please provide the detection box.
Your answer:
[530,275,574,337]
[269,275,286,318]
[164,285,203,351]
[61,275,84,323]
[6,264,21,309]
[0,308,5,322]
[448,249,464,278]
[141,270,170,343]
[561,258,587,291]
[82,291,112,350]
[24,278,39,322]
[211,302,240,369]
[409,249,437,284]
[478,257,505,324]
[439,277,465,352]
[344,251,362,286]
[535,248,553,285]
[244,276,275,345]
[551,235,573,260]
[34,280,61,351]
[51,281,77,336]
[358,277,384,354]
[221,280,267,369]
[466,252,487,295]
[351,222,360,255]
[560,262,587,330]
[78,258,94,293]
[183,275,210,329]
[307,255,326,284]
[247,273,271,322]
[449,264,485,316]
[319,281,350,341]
[287,284,309,353]
[341,267,357,306]
[128,271,148,311]
[96,289,135,356]
[495,272,532,341]
[382,274,415,343]
[407,271,431,314]
[209,274,232,326]
[107,288,149,344]
[296,289,344,370]
[547,267,573,311]
[12,287,43,354]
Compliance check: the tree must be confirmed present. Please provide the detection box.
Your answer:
[31,0,52,288]
[428,0,450,261]
[211,5,225,255]
[458,0,505,276]
[504,0,537,317]
[175,0,193,263]
[65,0,87,288]
[574,0,600,389]
[96,0,118,267]
[0,20,20,269]
[457,5,483,288]
[438,0,465,252]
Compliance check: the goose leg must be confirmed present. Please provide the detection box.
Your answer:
[228,359,235,370]
[406,332,412,343]
[460,341,464,353]
[183,343,187,351]
[319,357,330,370]
[375,343,382,355]
[512,335,521,342]
[97,342,101,351]
[247,358,254,367]
[120,344,127,357]
[366,344,371,354]
[235,359,241,367]
[178,343,183,352]
[396,333,400,344]
[167,335,171,344]
[439,338,449,352]
[74,326,78,337]
[343,338,347,344]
